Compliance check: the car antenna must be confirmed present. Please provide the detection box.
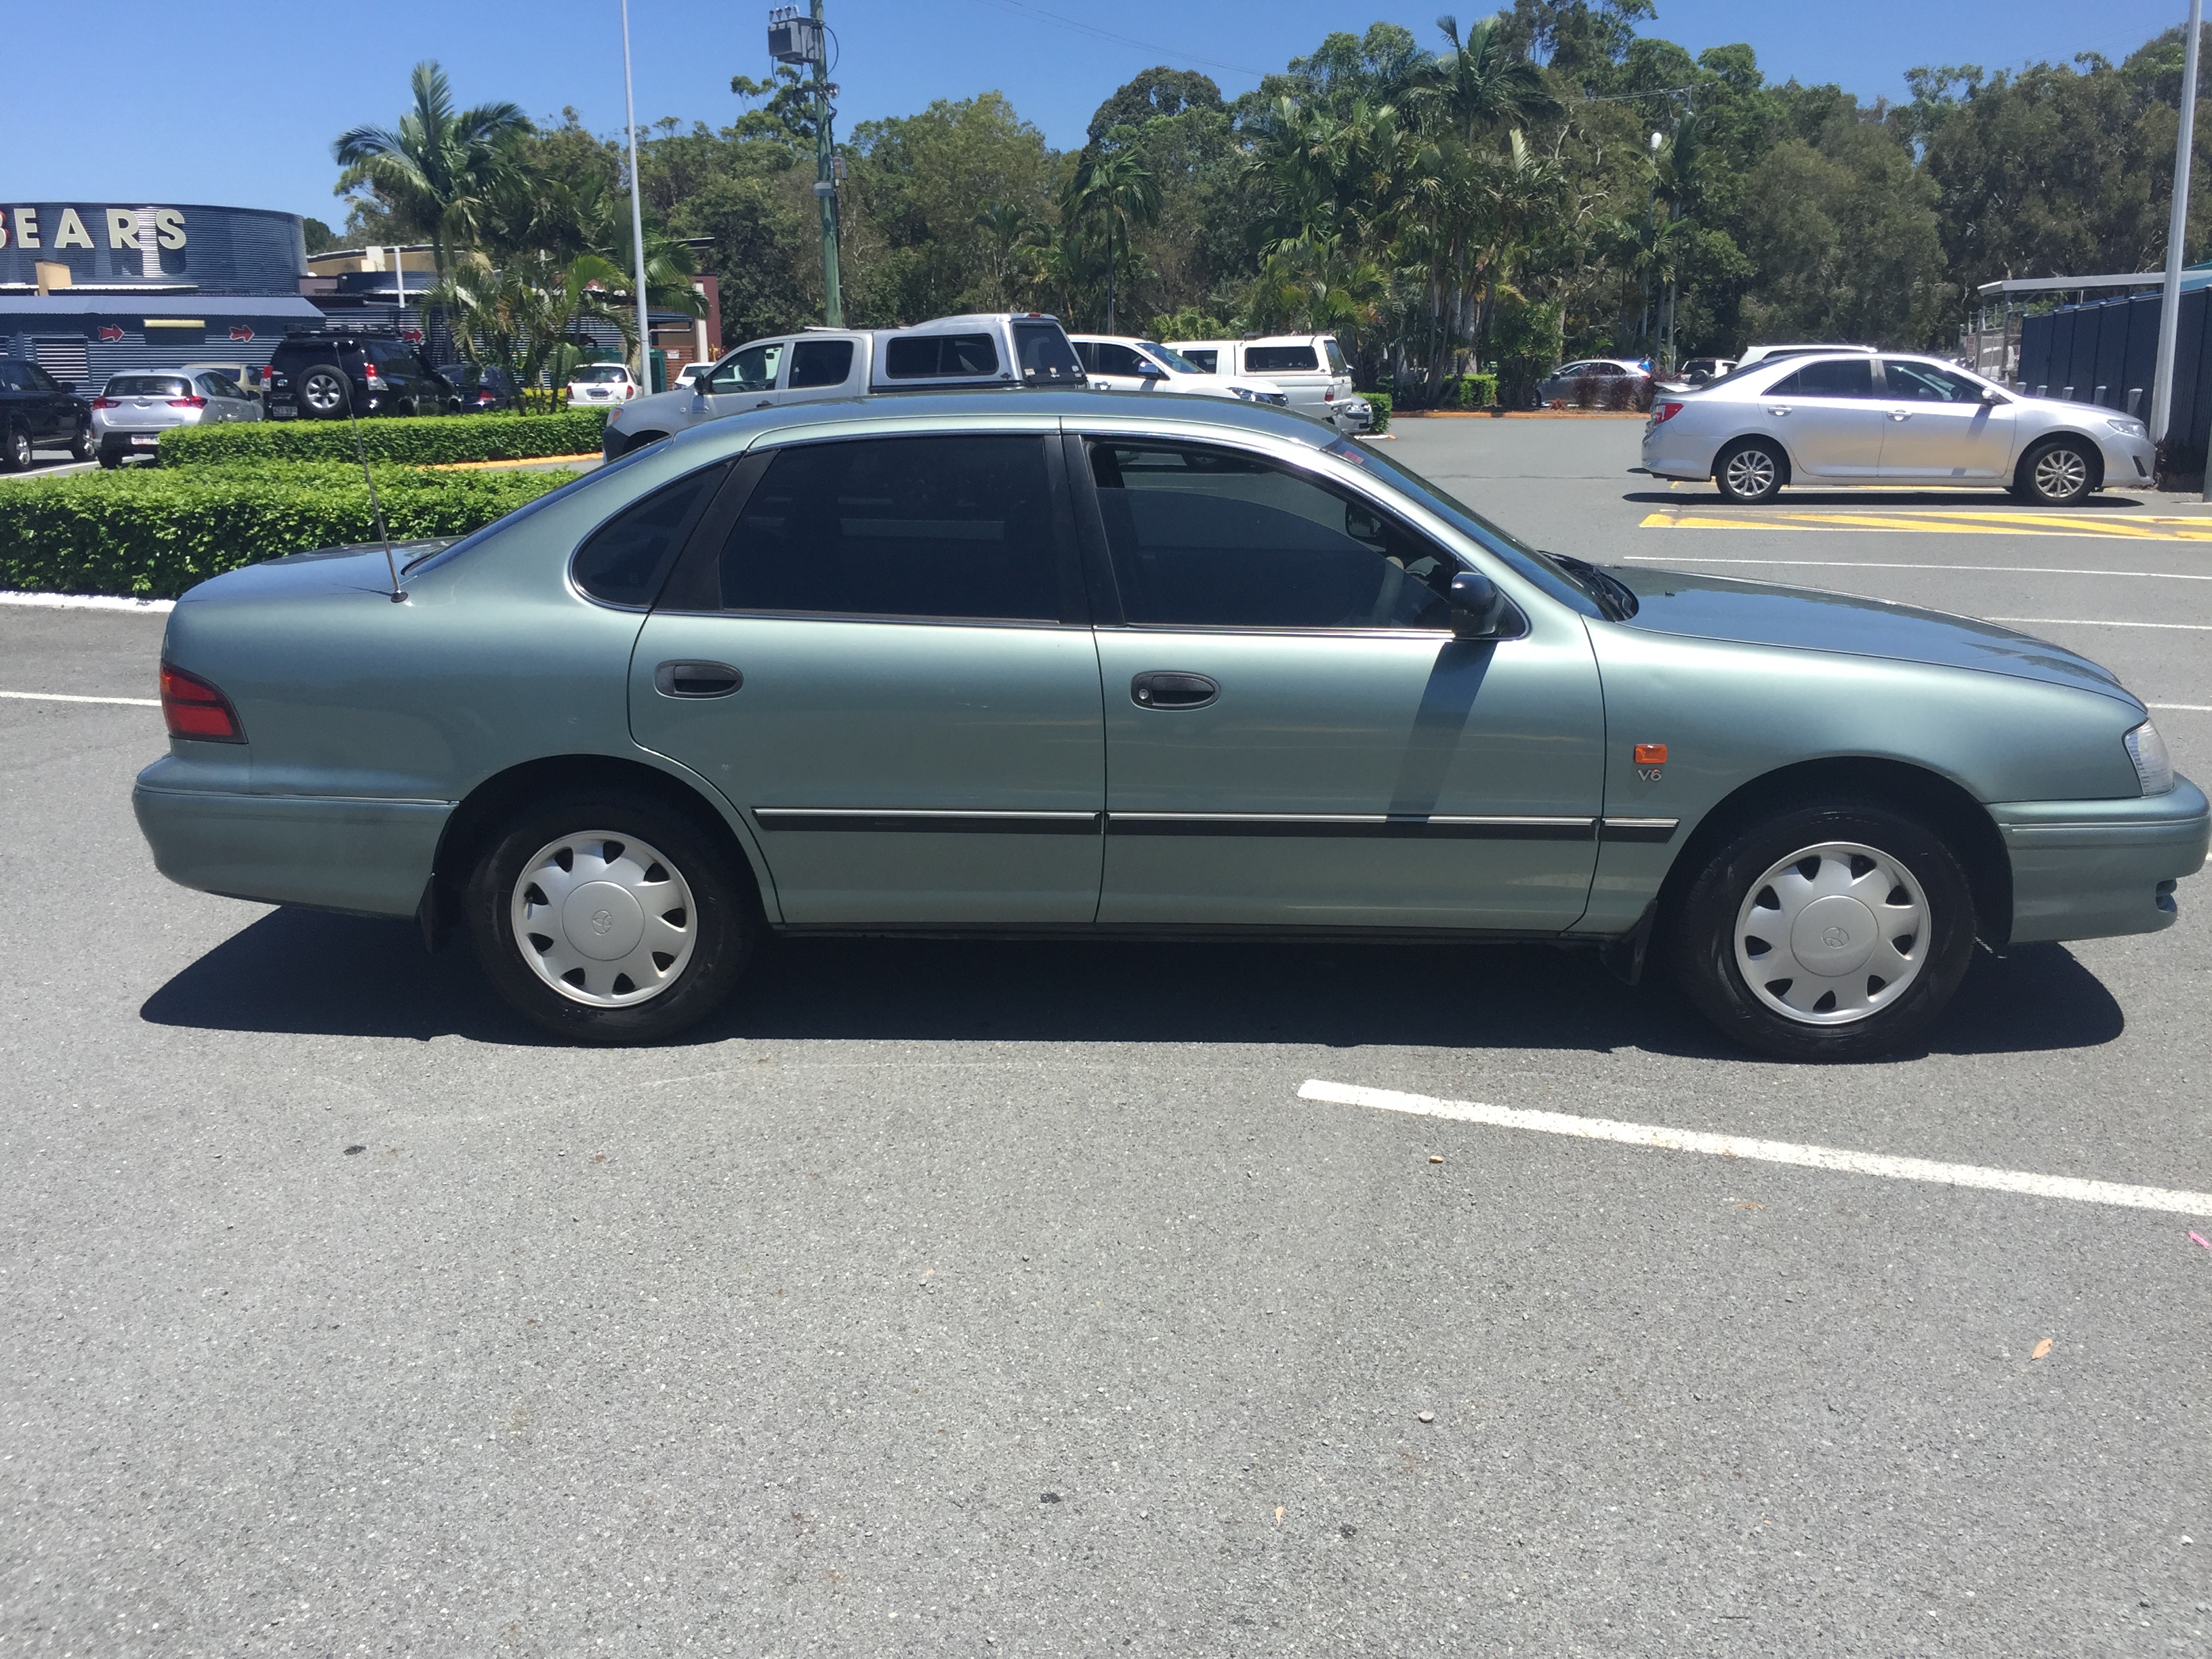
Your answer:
[335,372,405,602]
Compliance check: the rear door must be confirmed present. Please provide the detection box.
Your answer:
[781,335,861,406]
[631,429,1105,926]
[1761,356,1884,476]
[1876,359,2015,479]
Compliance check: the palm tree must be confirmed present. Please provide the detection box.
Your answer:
[972,202,1033,311]
[333,61,529,279]
[1425,17,1558,146]
[1060,136,1162,332]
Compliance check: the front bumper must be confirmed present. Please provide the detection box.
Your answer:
[134,760,452,919]
[1992,775,2209,943]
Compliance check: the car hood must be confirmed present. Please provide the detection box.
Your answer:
[1607,564,2135,702]
[609,387,696,425]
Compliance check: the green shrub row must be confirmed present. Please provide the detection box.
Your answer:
[0,462,577,598]
[1439,373,1498,409]
[1354,390,1391,432]
[157,408,608,469]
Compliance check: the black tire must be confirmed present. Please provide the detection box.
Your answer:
[2013,436,2096,506]
[1713,437,1786,503]
[296,365,351,419]
[69,423,95,462]
[466,789,756,1044]
[1665,799,1977,1061]
[0,422,30,471]
[97,449,121,470]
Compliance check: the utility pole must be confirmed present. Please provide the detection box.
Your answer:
[771,4,842,327]
[621,0,654,388]
[2154,0,2202,472]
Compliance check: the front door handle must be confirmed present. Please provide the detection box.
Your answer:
[1765,405,1792,415]
[1130,671,1219,710]
[1889,410,1911,421]
[754,398,774,409]
[653,659,743,697]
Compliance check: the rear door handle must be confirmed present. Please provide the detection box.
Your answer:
[653,660,743,697]
[1130,671,1219,710]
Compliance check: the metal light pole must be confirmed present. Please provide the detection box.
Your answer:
[811,0,844,327]
[2154,0,2204,464]
[621,0,654,388]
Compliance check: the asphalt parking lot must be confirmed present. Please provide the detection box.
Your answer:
[3,418,2208,1658]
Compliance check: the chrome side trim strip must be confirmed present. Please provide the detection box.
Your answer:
[753,808,1102,835]
[1105,813,1597,841]
[1599,817,1680,844]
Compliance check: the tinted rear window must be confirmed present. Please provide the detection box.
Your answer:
[1324,339,1350,375]
[1769,357,1874,397]
[1245,345,1318,373]
[1177,348,1218,372]
[788,338,855,388]
[105,375,191,398]
[883,333,1000,379]
[1012,323,1081,382]
[571,466,725,607]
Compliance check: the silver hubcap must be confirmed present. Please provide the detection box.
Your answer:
[302,373,344,413]
[510,830,697,1008]
[2033,447,2087,498]
[1723,447,1776,497]
[1734,840,1929,1025]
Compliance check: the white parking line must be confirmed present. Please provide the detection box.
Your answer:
[1986,617,2212,631]
[1621,556,2212,581]
[1298,1080,2212,1216]
[2150,703,2212,712]
[0,690,160,707]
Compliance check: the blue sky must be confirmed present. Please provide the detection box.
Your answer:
[3,0,2192,226]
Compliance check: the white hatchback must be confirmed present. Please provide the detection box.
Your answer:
[566,364,640,406]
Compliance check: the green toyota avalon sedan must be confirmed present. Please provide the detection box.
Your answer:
[134,393,2207,1059]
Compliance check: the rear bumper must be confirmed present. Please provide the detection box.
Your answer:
[1992,777,2209,943]
[134,763,451,919]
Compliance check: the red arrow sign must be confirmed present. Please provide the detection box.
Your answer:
[97,325,123,342]
[229,325,254,343]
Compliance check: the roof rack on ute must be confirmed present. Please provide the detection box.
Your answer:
[279,323,409,340]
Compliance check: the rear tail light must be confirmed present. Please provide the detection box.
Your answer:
[1652,401,1685,423]
[159,662,246,743]
[1323,389,1335,401]
[167,396,208,409]
[91,397,117,410]
[363,363,381,385]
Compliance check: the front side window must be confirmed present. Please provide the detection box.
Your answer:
[1769,357,1875,398]
[1244,344,1319,374]
[1089,443,1458,631]
[571,465,726,607]
[787,338,853,388]
[718,436,1061,621]
[1092,342,1148,377]
[710,342,783,393]
[883,333,1000,379]
[1883,359,1983,402]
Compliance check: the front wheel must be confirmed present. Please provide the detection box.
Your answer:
[1666,801,1977,1061]
[0,422,30,471]
[1714,438,1786,503]
[466,791,756,1044]
[2014,437,2095,506]
[70,424,96,462]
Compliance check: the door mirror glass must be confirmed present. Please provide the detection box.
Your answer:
[1448,569,1509,639]
[1343,501,1387,544]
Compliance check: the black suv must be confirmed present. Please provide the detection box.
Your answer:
[264,327,458,420]
[0,358,94,469]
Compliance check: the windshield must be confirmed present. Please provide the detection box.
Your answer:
[1324,436,1605,617]
[573,365,628,383]
[1141,342,1207,375]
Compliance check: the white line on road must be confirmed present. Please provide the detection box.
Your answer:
[1621,556,2212,581]
[1986,617,2212,631]
[1298,1080,2212,1217]
[0,590,174,613]
[0,690,160,707]
[2149,703,2212,712]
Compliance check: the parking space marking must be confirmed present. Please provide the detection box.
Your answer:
[0,690,160,707]
[2150,703,2212,712]
[1620,555,2212,581]
[1984,617,2212,631]
[0,591,175,613]
[1298,1080,2212,1216]
[1640,509,2212,541]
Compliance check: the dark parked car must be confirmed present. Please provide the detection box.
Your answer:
[263,328,457,420]
[0,358,94,468]
[434,363,520,411]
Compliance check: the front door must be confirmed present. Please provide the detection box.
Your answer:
[1876,358,2015,479]
[1076,438,1605,931]
[1761,355,1884,477]
[697,339,788,422]
[631,430,1105,926]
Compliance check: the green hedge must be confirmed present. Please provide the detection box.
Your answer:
[157,409,608,469]
[0,462,577,598]
[1439,373,1498,409]
[1354,390,1391,432]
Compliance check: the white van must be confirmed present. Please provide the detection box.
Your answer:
[1067,335,1286,405]
[603,312,1086,457]
[1162,333,1369,429]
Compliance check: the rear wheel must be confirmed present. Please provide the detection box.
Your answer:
[1666,800,1976,1061]
[466,790,756,1044]
[1714,438,1786,503]
[2014,437,2095,506]
[297,365,350,419]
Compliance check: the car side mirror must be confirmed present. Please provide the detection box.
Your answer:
[1980,386,2002,405]
[1137,361,1164,377]
[1344,501,1387,544]
[1448,570,1511,640]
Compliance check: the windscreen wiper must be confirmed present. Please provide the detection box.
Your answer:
[1547,552,1639,621]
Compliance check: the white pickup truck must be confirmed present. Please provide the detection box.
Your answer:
[603,312,1086,457]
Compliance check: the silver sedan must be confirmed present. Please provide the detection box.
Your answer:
[1639,352,2155,506]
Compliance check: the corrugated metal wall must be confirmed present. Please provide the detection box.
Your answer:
[2020,288,2210,453]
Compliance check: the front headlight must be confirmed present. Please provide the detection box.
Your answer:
[2106,416,2148,438]
[2125,718,2174,795]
